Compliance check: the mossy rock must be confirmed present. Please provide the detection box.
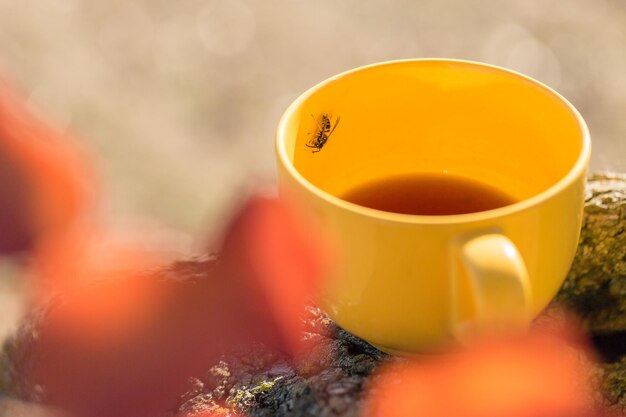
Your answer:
[556,172,626,333]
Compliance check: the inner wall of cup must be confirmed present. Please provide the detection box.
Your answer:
[286,61,584,202]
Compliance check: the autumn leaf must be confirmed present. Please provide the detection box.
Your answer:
[365,332,598,417]
[29,196,333,417]
[0,77,95,295]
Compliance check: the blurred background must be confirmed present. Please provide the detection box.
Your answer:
[0,0,625,336]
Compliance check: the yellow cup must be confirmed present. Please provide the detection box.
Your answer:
[275,59,591,354]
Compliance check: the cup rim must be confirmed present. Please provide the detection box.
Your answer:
[275,58,591,225]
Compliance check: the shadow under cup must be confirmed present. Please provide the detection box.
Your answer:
[276,59,590,353]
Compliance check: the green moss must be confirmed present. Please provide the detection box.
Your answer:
[226,377,282,409]
[258,380,277,392]
[556,173,626,332]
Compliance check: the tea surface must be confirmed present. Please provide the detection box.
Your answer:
[341,173,518,215]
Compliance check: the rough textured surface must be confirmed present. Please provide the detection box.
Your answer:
[172,305,390,417]
[601,356,626,411]
[1,173,626,417]
[556,172,626,333]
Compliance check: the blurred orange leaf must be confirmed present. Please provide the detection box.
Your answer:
[0,77,95,294]
[215,195,333,356]
[365,333,597,417]
[30,195,333,417]
[0,77,94,242]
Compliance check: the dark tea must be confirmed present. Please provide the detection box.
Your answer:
[341,173,518,215]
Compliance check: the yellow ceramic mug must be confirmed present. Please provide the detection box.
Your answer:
[275,59,591,354]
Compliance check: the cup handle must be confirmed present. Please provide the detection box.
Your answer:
[451,233,532,342]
